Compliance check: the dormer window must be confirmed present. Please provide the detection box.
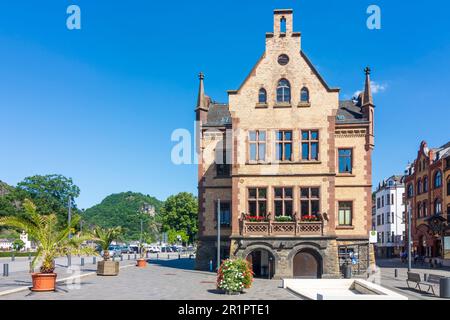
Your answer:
[300,87,310,102]
[276,79,291,103]
[258,88,267,104]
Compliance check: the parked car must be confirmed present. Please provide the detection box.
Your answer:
[128,245,139,253]
[101,245,122,258]
[160,246,173,253]
[120,245,133,254]
[147,246,160,253]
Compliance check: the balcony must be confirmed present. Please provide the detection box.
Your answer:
[240,219,324,237]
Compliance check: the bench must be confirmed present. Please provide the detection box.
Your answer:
[423,274,444,295]
[406,272,443,295]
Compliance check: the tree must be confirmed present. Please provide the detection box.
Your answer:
[91,226,122,261]
[0,199,94,273]
[167,229,189,245]
[12,239,25,252]
[160,192,198,243]
[17,174,80,223]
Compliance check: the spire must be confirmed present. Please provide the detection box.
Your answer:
[196,72,207,110]
[362,67,373,106]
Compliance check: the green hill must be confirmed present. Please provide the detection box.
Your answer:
[83,192,163,241]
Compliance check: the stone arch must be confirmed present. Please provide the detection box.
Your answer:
[241,243,278,279]
[288,244,324,278]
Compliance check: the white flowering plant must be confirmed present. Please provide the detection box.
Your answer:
[216,258,254,293]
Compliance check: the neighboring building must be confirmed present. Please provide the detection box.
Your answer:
[141,203,156,217]
[404,140,450,261]
[0,238,13,250]
[373,176,405,258]
[195,9,375,278]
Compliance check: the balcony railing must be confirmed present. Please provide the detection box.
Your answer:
[241,220,323,237]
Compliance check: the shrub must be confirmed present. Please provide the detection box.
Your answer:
[274,216,293,222]
[217,258,254,293]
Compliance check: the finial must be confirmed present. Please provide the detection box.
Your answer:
[198,72,204,80]
[364,66,371,75]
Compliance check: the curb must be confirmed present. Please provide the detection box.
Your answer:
[0,263,136,297]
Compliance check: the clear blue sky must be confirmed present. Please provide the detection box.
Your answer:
[0,0,449,209]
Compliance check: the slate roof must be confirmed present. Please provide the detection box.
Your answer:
[203,103,231,127]
[336,99,368,124]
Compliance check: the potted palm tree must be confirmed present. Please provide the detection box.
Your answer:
[0,199,94,292]
[136,232,151,268]
[91,226,122,276]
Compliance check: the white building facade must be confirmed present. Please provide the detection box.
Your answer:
[374,176,406,258]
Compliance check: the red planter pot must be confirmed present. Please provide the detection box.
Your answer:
[31,273,57,292]
[136,259,147,268]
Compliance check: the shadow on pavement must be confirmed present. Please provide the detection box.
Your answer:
[149,258,195,271]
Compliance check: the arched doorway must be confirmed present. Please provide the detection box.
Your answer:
[246,249,275,279]
[293,249,322,278]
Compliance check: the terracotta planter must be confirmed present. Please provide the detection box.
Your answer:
[31,273,57,292]
[97,260,119,276]
[136,259,147,268]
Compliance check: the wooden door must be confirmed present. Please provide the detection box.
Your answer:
[293,251,320,278]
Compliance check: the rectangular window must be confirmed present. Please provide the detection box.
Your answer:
[338,201,352,226]
[216,138,231,177]
[386,194,390,205]
[249,130,266,162]
[377,198,380,209]
[391,194,394,205]
[300,187,320,219]
[248,188,267,217]
[215,201,231,227]
[275,131,292,161]
[301,130,319,161]
[274,187,293,217]
[386,212,390,224]
[382,196,384,207]
[338,149,353,173]
[391,212,394,223]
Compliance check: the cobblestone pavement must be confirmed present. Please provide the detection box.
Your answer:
[1,257,299,300]
[376,258,450,300]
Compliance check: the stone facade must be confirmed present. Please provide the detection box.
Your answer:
[195,9,375,279]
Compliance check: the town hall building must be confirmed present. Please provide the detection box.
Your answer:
[195,9,375,278]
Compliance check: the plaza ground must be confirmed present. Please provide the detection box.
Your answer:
[0,254,449,300]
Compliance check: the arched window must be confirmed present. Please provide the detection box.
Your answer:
[434,170,442,188]
[434,198,442,215]
[447,177,450,196]
[258,88,267,104]
[300,87,309,102]
[276,79,291,103]
[407,184,414,198]
[417,178,422,194]
[423,176,428,192]
[280,17,286,33]
[423,201,428,217]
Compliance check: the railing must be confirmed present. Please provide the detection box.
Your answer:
[241,220,323,237]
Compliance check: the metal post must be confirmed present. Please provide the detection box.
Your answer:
[28,253,31,261]
[11,253,15,261]
[209,260,213,272]
[93,257,96,264]
[217,199,221,271]
[81,257,84,266]
[156,253,159,260]
[394,269,398,278]
[3,264,9,277]
[167,254,170,260]
[67,255,71,267]
[178,253,181,259]
[29,261,33,273]
[128,254,130,260]
[407,202,412,272]
[121,255,123,261]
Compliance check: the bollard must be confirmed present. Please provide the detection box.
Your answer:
[209,260,213,272]
[157,253,159,260]
[121,255,123,261]
[146,252,149,258]
[394,269,398,278]
[67,255,71,267]
[81,258,85,267]
[134,253,137,260]
[178,254,181,260]
[3,264,9,277]
[28,253,31,261]
[29,261,33,273]
[11,253,15,262]
[424,274,427,282]
[128,254,130,260]
[93,257,96,265]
